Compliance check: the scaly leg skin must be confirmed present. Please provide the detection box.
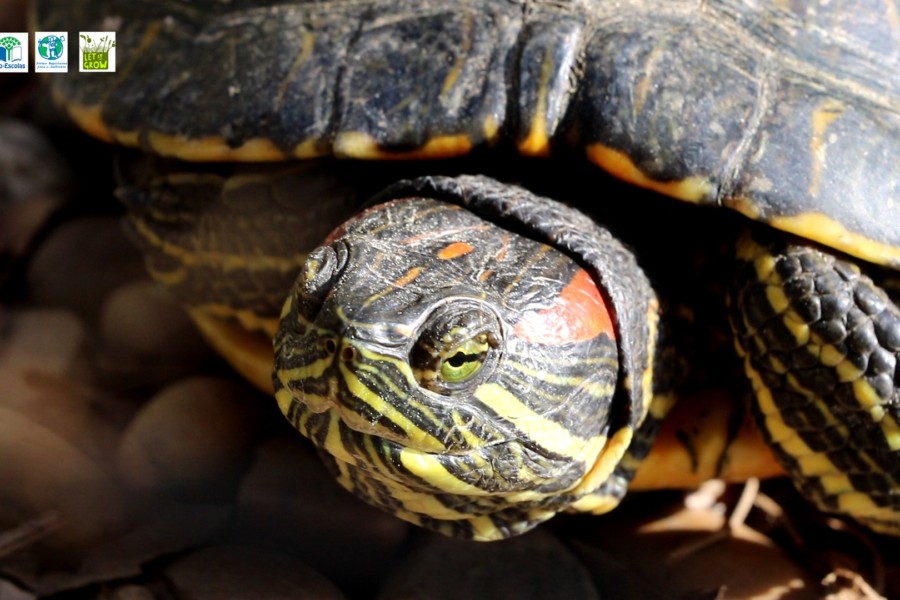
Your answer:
[730,231,900,536]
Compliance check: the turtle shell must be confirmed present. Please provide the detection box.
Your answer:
[39,0,900,266]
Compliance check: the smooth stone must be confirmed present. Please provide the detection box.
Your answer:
[165,545,346,600]
[116,376,266,502]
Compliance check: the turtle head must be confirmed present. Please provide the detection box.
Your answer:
[274,178,653,540]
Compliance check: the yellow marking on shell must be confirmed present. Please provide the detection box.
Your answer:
[483,115,500,144]
[111,130,140,147]
[517,49,554,157]
[56,15,160,140]
[147,132,289,161]
[274,28,316,110]
[887,0,900,35]
[770,212,900,269]
[440,15,471,99]
[59,100,114,143]
[808,99,843,198]
[586,144,715,203]
[473,383,601,460]
[292,138,326,158]
[333,131,474,159]
[724,196,762,220]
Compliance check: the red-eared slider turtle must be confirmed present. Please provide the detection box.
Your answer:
[38,0,900,540]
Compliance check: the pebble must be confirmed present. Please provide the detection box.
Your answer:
[234,434,409,595]
[115,376,267,502]
[27,217,145,324]
[378,528,600,599]
[0,309,128,465]
[0,405,127,551]
[97,279,215,390]
[165,545,346,600]
[0,578,35,600]
[0,119,69,208]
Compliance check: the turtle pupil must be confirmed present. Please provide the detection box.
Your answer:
[447,351,472,367]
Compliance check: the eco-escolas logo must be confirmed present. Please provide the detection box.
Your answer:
[79,31,115,72]
[35,32,68,72]
[0,33,28,72]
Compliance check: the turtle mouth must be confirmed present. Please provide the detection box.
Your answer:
[301,397,589,496]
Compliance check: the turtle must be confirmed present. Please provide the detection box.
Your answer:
[37,0,900,541]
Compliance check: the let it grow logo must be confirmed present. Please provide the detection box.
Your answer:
[79,31,116,72]
[0,33,28,72]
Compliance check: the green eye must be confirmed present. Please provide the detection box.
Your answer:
[439,337,489,382]
[410,302,503,394]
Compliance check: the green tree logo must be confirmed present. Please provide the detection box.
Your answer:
[80,33,115,70]
[0,36,23,62]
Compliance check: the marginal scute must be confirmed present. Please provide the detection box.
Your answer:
[585,144,715,203]
[333,131,474,160]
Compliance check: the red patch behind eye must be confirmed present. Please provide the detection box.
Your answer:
[513,269,616,345]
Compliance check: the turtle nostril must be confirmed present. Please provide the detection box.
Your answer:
[325,339,337,354]
[302,240,350,298]
[341,346,356,362]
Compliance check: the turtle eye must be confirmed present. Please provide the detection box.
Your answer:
[411,301,502,394]
[439,334,491,383]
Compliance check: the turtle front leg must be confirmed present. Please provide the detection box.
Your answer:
[729,232,900,536]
